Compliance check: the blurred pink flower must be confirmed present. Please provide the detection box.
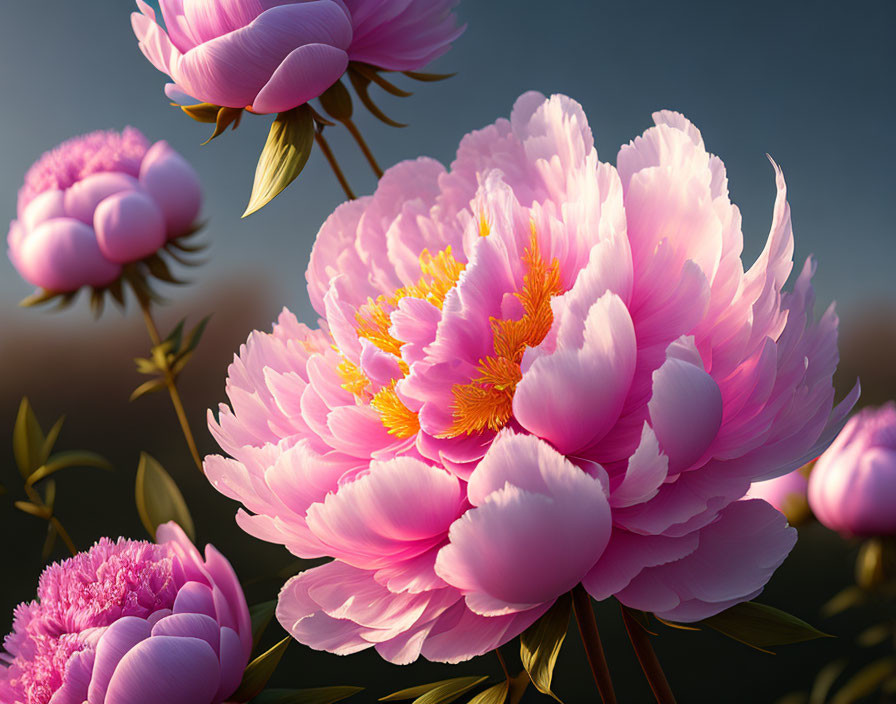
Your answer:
[131,0,463,114]
[809,403,896,536]
[0,523,251,704]
[746,469,810,525]
[206,93,857,664]
[8,128,201,293]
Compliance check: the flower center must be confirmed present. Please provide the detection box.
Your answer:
[338,230,563,440]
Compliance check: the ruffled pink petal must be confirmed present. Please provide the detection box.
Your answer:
[251,43,348,114]
[63,172,140,225]
[305,457,465,569]
[15,218,121,291]
[151,613,220,654]
[87,616,152,704]
[615,499,797,621]
[437,432,611,615]
[94,190,166,263]
[515,291,636,453]
[139,141,202,237]
[103,636,220,704]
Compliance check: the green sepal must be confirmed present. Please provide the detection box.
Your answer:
[379,676,489,704]
[181,102,221,123]
[319,80,353,122]
[203,107,244,144]
[251,686,364,704]
[135,452,195,541]
[402,70,456,82]
[243,104,315,217]
[350,63,413,97]
[232,636,291,702]
[347,69,407,128]
[520,593,571,702]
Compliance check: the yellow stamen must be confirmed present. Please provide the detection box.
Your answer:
[371,381,420,438]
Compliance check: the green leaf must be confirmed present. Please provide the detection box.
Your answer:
[203,107,243,144]
[13,398,45,477]
[252,686,364,704]
[19,288,62,308]
[181,102,221,123]
[830,657,896,704]
[27,451,113,487]
[130,379,167,402]
[507,672,529,704]
[145,254,182,284]
[182,315,212,355]
[243,104,315,217]
[135,453,195,542]
[857,623,892,647]
[165,319,187,353]
[698,601,831,653]
[319,80,353,122]
[380,677,488,704]
[821,586,866,617]
[520,592,571,702]
[351,63,413,97]
[249,599,277,652]
[810,659,848,704]
[232,635,291,702]
[42,478,56,510]
[134,357,160,375]
[467,681,508,704]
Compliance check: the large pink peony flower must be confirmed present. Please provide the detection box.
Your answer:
[7,127,201,293]
[809,403,896,537]
[131,0,463,114]
[0,523,251,704]
[206,93,857,664]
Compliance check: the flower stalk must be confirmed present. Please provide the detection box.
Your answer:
[620,604,677,704]
[344,118,384,178]
[572,584,617,704]
[314,131,356,200]
[135,295,203,473]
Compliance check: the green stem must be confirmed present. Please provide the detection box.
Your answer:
[344,118,384,178]
[572,584,618,704]
[314,131,356,200]
[136,297,204,473]
[620,605,677,704]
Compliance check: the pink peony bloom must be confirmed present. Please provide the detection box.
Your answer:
[0,523,251,704]
[131,0,463,114]
[809,403,896,537]
[206,93,857,664]
[8,128,201,293]
[746,468,810,525]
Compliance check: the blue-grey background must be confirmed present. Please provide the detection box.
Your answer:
[0,2,894,702]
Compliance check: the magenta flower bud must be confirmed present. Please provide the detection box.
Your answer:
[0,523,251,704]
[809,403,896,537]
[131,0,463,114]
[8,128,202,293]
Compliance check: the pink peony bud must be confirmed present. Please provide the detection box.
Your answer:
[206,93,857,665]
[131,0,463,114]
[7,128,202,293]
[809,403,896,537]
[0,523,251,704]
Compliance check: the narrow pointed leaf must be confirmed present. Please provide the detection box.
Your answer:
[15,501,51,520]
[830,657,896,704]
[402,70,456,82]
[351,63,413,97]
[145,255,182,284]
[380,677,488,704]
[698,601,831,653]
[821,586,866,617]
[42,478,56,510]
[183,315,212,354]
[252,686,364,704]
[181,102,221,123]
[243,104,315,217]
[232,635,291,702]
[13,398,45,477]
[203,107,243,144]
[19,289,61,308]
[27,451,112,487]
[164,319,186,352]
[108,279,126,307]
[347,70,407,128]
[249,600,277,652]
[508,672,529,704]
[520,593,571,702]
[654,615,699,632]
[467,681,508,704]
[135,453,195,541]
[130,379,167,402]
[39,416,65,466]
